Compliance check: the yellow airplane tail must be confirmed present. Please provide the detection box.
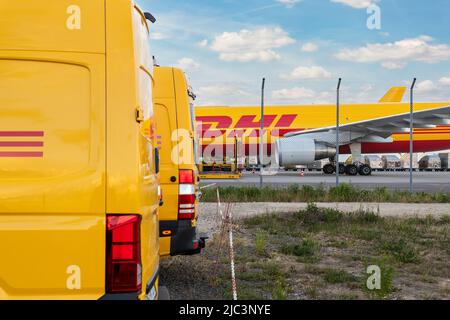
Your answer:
[379,87,407,103]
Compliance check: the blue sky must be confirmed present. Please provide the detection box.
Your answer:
[138,0,450,105]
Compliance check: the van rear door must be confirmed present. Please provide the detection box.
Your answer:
[0,1,106,300]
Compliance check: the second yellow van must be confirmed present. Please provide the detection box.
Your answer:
[154,66,206,257]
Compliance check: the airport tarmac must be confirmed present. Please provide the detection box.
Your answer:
[200,171,450,193]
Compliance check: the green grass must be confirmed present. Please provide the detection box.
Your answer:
[323,269,358,284]
[202,184,450,203]
[255,231,266,256]
[272,278,288,300]
[281,239,320,263]
[378,239,421,264]
[238,261,286,282]
[240,205,449,299]
[235,260,289,299]
[194,204,450,300]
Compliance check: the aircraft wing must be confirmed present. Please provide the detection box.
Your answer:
[285,105,450,141]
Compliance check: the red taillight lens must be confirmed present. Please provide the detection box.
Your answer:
[179,194,196,220]
[106,215,142,294]
[178,170,196,220]
[179,169,195,184]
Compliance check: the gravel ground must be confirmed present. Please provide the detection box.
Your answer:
[161,202,450,300]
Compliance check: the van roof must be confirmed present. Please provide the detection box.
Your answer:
[0,1,106,53]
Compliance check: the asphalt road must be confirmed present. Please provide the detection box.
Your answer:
[200,171,450,193]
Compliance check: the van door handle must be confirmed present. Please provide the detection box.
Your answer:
[135,107,144,123]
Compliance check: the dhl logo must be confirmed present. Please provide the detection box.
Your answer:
[0,131,44,158]
[196,114,300,139]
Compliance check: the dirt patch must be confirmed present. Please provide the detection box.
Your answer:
[161,204,450,300]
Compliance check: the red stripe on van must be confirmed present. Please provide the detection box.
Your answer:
[0,152,43,158]
[0,131,44,137]
[0,141,44,147]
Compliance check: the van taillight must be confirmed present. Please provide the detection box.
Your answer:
[178,170,196,220]
[179,169,195,184]
[106,215,142,293]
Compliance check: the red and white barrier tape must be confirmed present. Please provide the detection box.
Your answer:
[216,190,238,300]
[228,205,238,301]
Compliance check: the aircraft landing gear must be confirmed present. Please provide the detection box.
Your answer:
[322,163,348,175]
[358,164,372,176]
[323,162,372,176]
[323,164,335,175]
[345,164,358,176]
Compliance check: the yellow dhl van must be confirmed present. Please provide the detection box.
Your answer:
[154,67,206,257]
[0,0,160,300]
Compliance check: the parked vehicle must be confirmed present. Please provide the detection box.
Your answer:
[439,153,450,170]
[0,0,160,300]
[419,154,442,171]
[381,155,403,171]
[364,155,384,171]
[153,66,206,257]
[400,153,420,171]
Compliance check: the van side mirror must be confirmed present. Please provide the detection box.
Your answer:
[144,12,156,24]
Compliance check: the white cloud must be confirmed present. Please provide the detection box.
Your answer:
[416,80,437,93]
[197,85,251,97]
[335,36,450,68]
[198,85,233,96]
[398,78,450,101]
[439,77,450,86]
[150,32,167,40]
[381,61,407,70]
[277,0,301,8]
[208,27,296,62]
[222,50,282,63]
[281,66,332,80]
[177,58,200,71]
[330,0,374,9]
[272,87,316,100]
[301,42,319,52]
[198,39,209,48]
[195,84,255,106]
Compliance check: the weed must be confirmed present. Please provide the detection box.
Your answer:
[202,185,450,204]
[272,278,288,300]
[295,205,344,225]
[281,239,320,263]
[323,269,358,284]
[379,239,421,264]
[255,231,266,256]
[349,226,380,241]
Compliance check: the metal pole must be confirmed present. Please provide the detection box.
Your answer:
[260,78,266,189]
[336,78,342,187]
[410,78,417,193]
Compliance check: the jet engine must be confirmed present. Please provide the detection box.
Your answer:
[275,136,336,167]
